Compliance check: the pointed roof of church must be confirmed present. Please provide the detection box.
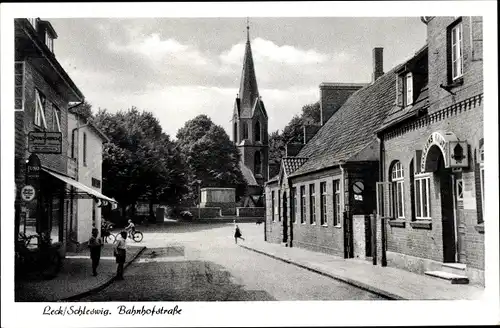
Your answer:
[237,22,260,118]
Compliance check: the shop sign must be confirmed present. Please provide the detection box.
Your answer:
[21,185,36,201]
[28,131,62,154]
[26,153,41,182]
[421,132,469,172]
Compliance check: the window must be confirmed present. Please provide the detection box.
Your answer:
[309,184,316,224]
[271,190,275,222]
[255,121,261,142]
[91,178,101,189]
[71,130,76,159]
[333,179,341,226]
[233,122,238,142]
[320,182,327,225]
[404,72,413,106]
[53,105,61,132]
[15,62,25,111]
[450,21,463,81]
[479,144,484,217]
[27,18,37,29]
[83,132,87,167]
[456,179,464,201]
[34,89,47,128]
[391,161,405,218]
[278,191,281,222]
[254,151,262,175]
[291,187,297,224]
[415,175,431,219]
[300,186,306,224]
[243,121,249,139]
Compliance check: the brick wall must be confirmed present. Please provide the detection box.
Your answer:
[237,207,265,217]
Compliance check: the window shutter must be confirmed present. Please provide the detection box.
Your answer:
[396,75,403,107]
[406,72,413,105]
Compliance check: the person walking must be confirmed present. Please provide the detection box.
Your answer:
[88,228,103,276]
[234,225,245,244]
[114,231,127,280]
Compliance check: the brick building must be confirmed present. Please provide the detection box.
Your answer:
[14,18,115,255]
[264,47,395,259]
[376,16,484,285]
[231,24,268,207]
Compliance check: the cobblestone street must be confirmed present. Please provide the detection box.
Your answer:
[79,222,385,301]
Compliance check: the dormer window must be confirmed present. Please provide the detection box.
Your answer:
[45,33,54,52]
[37,20,58,54]
[396,71,413,107]
[27,18,38,30]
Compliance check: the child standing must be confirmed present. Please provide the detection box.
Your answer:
[114,231,128,280]
[88,228,103,276]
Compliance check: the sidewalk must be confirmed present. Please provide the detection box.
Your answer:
[15,244,145,302]
[240,241,485,300]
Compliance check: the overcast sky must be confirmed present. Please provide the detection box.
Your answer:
[49,17,427,138]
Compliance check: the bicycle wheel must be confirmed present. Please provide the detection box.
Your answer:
[41,251,62,279]
[105,233,116,244]
[132,231,143,242]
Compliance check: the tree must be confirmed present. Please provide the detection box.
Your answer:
[268,101,321,166]
[176,115,247,202]
[93,107,188,220]
[70,101,94,120]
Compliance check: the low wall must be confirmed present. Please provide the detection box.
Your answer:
[189,207,221,218]
[201,202,236,216]
[237,207,265,218]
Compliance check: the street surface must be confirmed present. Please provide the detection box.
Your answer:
[80,222,385,301]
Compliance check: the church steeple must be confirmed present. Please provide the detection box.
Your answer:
[238,18,259,118]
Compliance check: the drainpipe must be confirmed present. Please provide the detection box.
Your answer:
[377,135,387,266]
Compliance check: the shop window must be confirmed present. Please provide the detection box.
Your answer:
[271,190,275,222]
[415,174,431,219]
[309,184,316,224]
[300,185,306,224]
[448,19,463,82]
[333,179,341,226]
[390,161,405,218]
[15,61,25,111]
[291,187,297,224]
[320,182,327,226]
[34,89,47,129]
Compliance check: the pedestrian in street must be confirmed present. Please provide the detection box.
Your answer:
[114,231,127,280]
[88,228,103,276]
[234,225,245,244]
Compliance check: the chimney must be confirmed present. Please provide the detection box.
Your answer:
[286,142,304,157]
[319,83,367,125]
[372,47,384,82]
[303,125,322,144]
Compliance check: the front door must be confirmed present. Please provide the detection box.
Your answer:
[438,157,457,263]
[452,174,467,263]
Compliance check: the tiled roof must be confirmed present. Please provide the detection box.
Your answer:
[239,162,259,186]
[282,157,308,176]
[266,174,279,185]
[290,66,399,177]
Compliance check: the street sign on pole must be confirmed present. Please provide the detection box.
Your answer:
[28,131,62,154]
[21,185,36,201]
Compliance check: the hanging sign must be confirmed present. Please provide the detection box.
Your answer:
[28,131,62,154]
[21,185,36,201]
[26,153,41,182]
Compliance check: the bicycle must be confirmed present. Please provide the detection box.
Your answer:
[15,233,62,280]
[126,229,143,242]
[102,229,117,244]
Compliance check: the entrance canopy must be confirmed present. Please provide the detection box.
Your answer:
[42,168,117,204]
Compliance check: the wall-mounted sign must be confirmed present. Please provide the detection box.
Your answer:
[353,181,364,194]
[21,185,36,201]
[26,153,41,182]
[28,131,62,154]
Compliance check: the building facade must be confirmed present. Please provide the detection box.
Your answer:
[376,16,484,285]
[232,24,269,201]
[265,48,394,259]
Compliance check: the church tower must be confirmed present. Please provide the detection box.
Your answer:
[232,20,269,188]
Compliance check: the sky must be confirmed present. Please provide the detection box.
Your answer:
[49,17,427,138]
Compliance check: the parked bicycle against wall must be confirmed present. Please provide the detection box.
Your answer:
[15,232,62,280]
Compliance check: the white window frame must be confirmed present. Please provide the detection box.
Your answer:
[15,61,25,111]
[309,184,316,225]
[300,186,306,224]
[456,178,464,201]
[405,72,413,106]
[451,22,463,80]
[391,161,405,219]
[292,187,297,224]
[53,105,61,132]
[415,174,431,219]
[45,33,54,52]
[34,89,47,129]
[480,145,484,217]
[27,18,37,29]
[320,182,327,226]
[333,179,341,226]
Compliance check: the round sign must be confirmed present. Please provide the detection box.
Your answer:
[353,181,365,194]
[21,185,36,201]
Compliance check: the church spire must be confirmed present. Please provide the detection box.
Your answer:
[238,17,259,117]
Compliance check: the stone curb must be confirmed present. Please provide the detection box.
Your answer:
[59,246,147,302]
[239,244,403,300]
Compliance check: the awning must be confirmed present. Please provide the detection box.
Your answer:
[42,168,117,204]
